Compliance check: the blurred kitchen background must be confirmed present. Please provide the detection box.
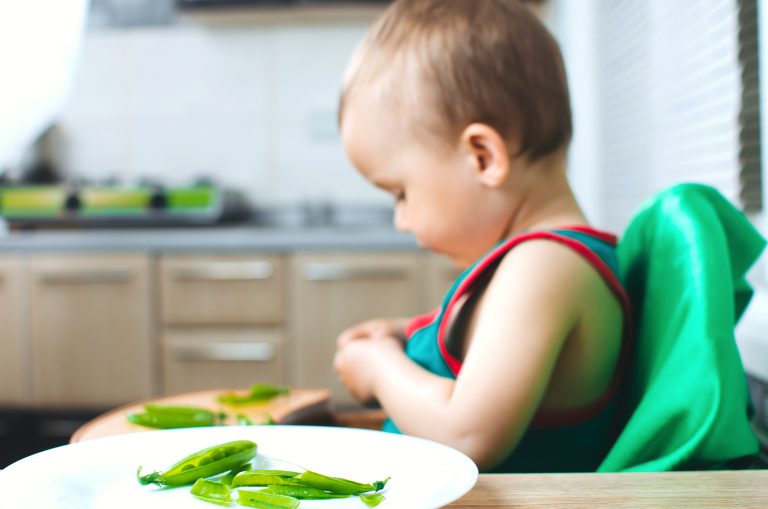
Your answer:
[0,0,766,467]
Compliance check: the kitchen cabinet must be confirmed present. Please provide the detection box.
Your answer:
[290,252,426,407]
[25,255,154,407]
[0,257,26,405]
[161,328,286,393]
[158,255,288,392]
[1,232,450,409]
[159,255,285,326]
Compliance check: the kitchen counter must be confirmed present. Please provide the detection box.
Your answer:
[0,226,418,253]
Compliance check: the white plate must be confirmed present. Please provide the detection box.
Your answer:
[0,425,478,509]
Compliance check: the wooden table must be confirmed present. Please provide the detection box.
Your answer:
[445,470,768,508]
[70,389,768,508]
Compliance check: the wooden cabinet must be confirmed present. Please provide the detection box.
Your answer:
[159,255,285,326]
[2,246,453,410]
[290,252,426,408]
[25,255,154,407]
[0,257,26,405]
[158,255,288,392]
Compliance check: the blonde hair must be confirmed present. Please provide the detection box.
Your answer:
[340,0,572,161]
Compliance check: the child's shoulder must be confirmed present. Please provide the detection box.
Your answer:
[480,230,622,326]
[492,236,598,302]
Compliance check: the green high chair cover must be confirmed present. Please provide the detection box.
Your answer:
[598,184,765,472]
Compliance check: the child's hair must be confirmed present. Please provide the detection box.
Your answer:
[339,0,572,162]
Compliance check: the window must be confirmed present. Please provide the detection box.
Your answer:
[594,0,761,231]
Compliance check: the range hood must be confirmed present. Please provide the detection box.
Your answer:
[179,0,390,8]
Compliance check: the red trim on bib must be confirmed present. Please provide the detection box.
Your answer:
[405,309,441,339]
[558,225,618,245]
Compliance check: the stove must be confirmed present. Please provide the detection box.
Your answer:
[0,184,251,229]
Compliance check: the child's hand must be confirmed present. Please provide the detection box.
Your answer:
[334,334,403,405]
[336,318,409,349]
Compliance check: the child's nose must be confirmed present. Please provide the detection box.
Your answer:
[394,205,409,232]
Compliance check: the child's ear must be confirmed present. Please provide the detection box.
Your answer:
[459,123,512,188]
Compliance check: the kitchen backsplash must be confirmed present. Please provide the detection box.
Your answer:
[57,15,387,207]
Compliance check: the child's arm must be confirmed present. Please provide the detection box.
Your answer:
[337,317,410,348]
[334,240,596,470]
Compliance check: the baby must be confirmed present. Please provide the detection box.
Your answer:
[334,0,628,473]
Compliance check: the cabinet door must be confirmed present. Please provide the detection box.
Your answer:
[290,253,424,407]
[162,328,286,393]
[159,255,284,325]
[26,255,154,407]
[0,257,26,405]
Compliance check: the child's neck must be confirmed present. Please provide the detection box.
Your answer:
[501,152,587,237]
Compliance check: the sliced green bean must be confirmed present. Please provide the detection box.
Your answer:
[360,493,386,507]
[218,384,290,405]
[262,484,351,500]
[190,478,233,506]
[219,463,252,487]
[137,440,257,487]
[237,489,299,509]
[232,470,300,488]
[236,414,254,426]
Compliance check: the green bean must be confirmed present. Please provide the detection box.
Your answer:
[237,489,299,509]
[217,383,290,405]
[262,484,351,500]
[137,440,257,487]
[291,471,389,495]
[127,404,223,429]
[232,470,300,488]
[219,463,252,487]
[190,478,233,506]
[360,493,386,507]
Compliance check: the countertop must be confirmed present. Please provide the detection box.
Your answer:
[0,225,418,253]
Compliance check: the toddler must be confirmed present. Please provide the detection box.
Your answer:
[334,0,629,473]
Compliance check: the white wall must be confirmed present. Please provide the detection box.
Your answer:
[550,0,602,226]
[57,17,388,207]
[0,0,88,170]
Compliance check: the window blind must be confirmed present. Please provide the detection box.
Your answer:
[595,0,761,231]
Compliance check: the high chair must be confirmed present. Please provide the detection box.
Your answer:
[598,183,766,472]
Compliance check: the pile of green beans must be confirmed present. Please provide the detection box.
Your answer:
[126,382,288,430]
[136,440,389,508]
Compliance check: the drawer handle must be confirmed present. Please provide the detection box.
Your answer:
[302,262,410,281]
[171,262,274,282]
[170,342,275,362]
[40,270,132,285]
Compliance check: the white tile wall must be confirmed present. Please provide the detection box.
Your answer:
[58,20,390,207]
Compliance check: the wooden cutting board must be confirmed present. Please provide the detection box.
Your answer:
[70,387,332,443]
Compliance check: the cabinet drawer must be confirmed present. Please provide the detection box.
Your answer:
[162,329,286,393]
[0,257,26,405]
[159,255,285,325]
[290,253,425,407]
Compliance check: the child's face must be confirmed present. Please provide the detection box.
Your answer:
[341,96,508,267]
